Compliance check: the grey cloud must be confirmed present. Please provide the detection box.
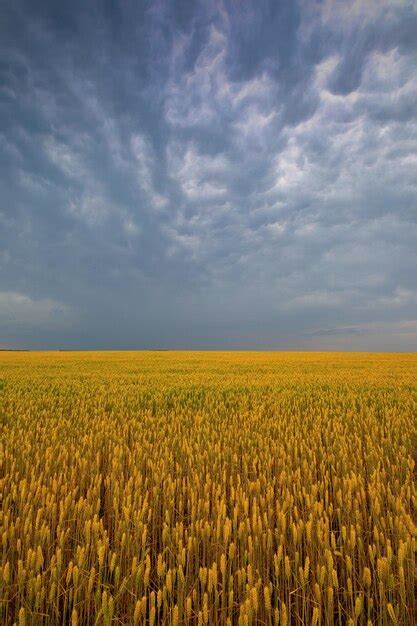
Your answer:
[0,0,416,349]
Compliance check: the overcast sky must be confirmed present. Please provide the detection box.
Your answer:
[1,0,417,350]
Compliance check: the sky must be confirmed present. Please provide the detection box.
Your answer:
[1,0,417,351]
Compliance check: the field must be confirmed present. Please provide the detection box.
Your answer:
[0,351,416,625]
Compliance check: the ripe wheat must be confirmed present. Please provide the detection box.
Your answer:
[1,351,416,624]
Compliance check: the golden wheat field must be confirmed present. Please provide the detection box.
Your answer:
[0,351,416,625]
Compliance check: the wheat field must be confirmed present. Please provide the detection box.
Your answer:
[0,351,416,625]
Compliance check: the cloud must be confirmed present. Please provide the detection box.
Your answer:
[0,0,416,349]
[130,134,169,210]
[167,141,230,201]
[302,319,417,352]
[0,291,71,325]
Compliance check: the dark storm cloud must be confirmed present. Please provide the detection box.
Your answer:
[1,0,416,349]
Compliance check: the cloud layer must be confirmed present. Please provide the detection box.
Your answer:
[1,0,416,349]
